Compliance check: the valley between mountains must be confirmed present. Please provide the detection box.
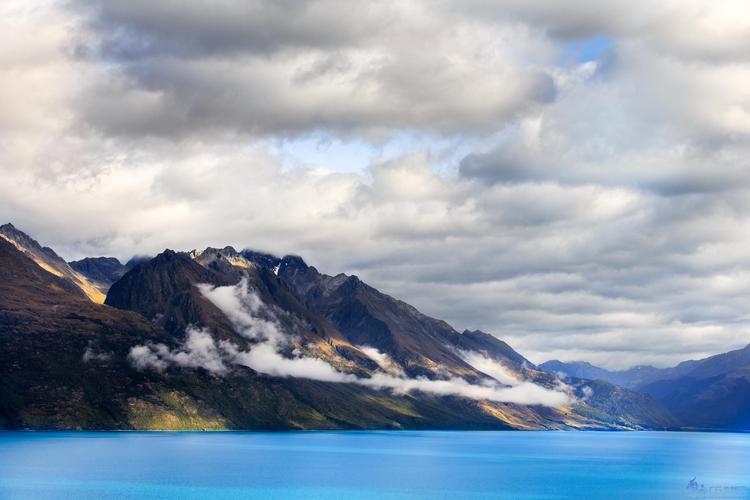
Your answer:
[1,223,746,431]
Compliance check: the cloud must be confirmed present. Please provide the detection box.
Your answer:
[82,346,111,363]
[195,280,285,344]
[358,345,404,376]
[458,0,750,63]
[128,326,230,375]
[458,350,522,386]
[581,385,594,400]
[192,279,571,406]
[222,341,355,383]
[70,0,556,139]
[4,0,750,370]
[127,279,570,405]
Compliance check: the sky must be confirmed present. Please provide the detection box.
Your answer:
[2,0,750,369]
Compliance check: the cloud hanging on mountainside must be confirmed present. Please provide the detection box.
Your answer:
[128,279,571,406]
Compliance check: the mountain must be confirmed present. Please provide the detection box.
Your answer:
[267,253,679,428]
[0,236,165,428]
[541,346,750,431]
[639,344,750,384]
[1,237,519,430]
[70,255,153,294]
[0,224,681,430]
[639,367,750,431]
[636,344,750,431]
[539,360,663,389]
[106,249,230,324]
[275,255,544,384]
[0,223,106,303]
[69,257,128,288]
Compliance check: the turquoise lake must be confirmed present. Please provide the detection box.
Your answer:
[0,431,748,499]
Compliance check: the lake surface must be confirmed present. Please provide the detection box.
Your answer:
[0,431,748,499]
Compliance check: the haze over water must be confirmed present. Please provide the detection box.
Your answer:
[1,431,748,499]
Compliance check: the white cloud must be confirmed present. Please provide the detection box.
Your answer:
[358,345,404,376]
[82,346,111,363]
[458,350,521,386]
[191,279,571,406]
[128,326,230,375]
[4,0,750,369]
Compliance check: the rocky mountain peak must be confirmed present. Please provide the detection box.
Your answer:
[240,249,281,269]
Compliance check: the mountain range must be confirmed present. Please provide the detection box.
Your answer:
[540,346,750,431]
[0,222,746,431]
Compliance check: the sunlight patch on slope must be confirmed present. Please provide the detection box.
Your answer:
[0,233,65,277]
[0,232,105,302]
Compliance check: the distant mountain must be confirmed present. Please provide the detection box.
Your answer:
[636,344,750,431]
[0,223,686,431]
[70,255,153,293]
[640,366,750,431]
[541,346,750,431]
[69,257,127,287]
[539,360,663,389]
[0,223,105,302]
[640,344,750,384]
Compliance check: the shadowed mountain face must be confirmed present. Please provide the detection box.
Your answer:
[69,257,128,289]
[106,250,229,324]
[640,368,750,431]
[276,255,531,379]
[635,345,750,431]
[0,224,685,431]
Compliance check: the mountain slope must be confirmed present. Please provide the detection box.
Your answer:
[0,223,106,303]
[265,252,676,429]
[277,256,530,378]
